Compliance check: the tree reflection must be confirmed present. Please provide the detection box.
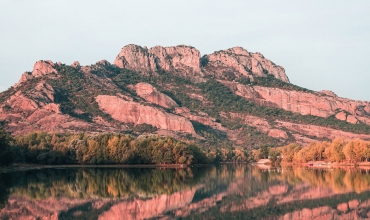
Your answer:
[7,167,209,200]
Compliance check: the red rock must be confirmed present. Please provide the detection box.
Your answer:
[346,115,358,124]
[202,47,289,82]
[149,45,201,77]
[268,129,288,139]
[135,82,178,109]
[42,103,60,113]
[16,72,33,87]
[337,202,348,212]
[114,44,157,73]
[227,82,370,125]
[251,52,289,82]
[114,44,201,77]
[5,91,38,114]
[15,60,57,87]
[335,112,347,121]
[71,61,81,69]
[32,60,57,77]
[175,107,190,114]
[348,199,359,209]
[95,95,195,133]
[277,121,370,140]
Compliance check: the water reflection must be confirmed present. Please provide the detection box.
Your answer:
[1,165,370,219]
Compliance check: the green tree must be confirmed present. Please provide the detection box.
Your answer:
[0,127,14,166]
[259,146,269,159]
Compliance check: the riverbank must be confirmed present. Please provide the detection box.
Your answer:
[0,163,211,174]
[280,161,370,167]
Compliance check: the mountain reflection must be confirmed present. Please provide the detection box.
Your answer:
[1,165,370,219]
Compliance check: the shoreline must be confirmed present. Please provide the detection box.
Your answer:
[0,163,211,174]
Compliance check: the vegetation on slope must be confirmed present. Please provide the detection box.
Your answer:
[249,74,314,93]
[199,79,370,134]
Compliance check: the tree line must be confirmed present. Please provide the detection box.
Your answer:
[251,138,370,164]
[0,128,250,166]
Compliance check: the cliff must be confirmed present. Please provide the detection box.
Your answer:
[0,44,369,147]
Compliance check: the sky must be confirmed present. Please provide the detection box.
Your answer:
[1,0,369,100]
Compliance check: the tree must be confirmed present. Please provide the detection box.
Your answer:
[259,146,269,159]
[0,127,14,166]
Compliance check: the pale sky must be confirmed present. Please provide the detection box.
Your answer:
[1,0,369,100]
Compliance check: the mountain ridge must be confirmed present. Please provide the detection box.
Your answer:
[1,44,369,148]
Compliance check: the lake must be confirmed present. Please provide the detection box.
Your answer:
[1,165,370,220]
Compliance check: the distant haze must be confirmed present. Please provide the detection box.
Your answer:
[1,0,369,100]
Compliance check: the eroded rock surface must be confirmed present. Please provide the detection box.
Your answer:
[224,81,370,125]
[95,95,195,133]
[114,44,201,77]
[135,82,178,109]
[16,60,58,87]
[202,47,289,82]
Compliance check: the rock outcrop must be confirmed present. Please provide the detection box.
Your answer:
[277,120,370,140]
[224,81,370,125]
[0,83,114,135]
[135,82,178,109]
[16,60,58,86]
[149,45,201,76]
[114,44,201,77]
[226,112,370,144]
[114,44,157,74]
[95,95,195,133]
[202,47,289,82]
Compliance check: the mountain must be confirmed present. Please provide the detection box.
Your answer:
[1,44,370,148]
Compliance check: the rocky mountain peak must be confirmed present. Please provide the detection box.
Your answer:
[114,44,156,73]
[202,47,289,82]
[15,60,58,87]
[3,44,370,146]
[113,44,288,82]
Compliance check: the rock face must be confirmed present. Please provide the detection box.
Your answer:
[135,82,178,109]
[114,44,157,73]
[225,81,370,125]
[0,82,114,135]
[276,120,370,140]
[114,44,201,77]
[16,60,58,86]
[31,60,57,77]
[335,111,359,124]
[149,45,201,76]
[95,95,195,133]
[202,47,289,82]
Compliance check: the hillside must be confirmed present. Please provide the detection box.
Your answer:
[1,44,370,149]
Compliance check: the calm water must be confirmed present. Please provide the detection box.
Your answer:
[1,165,370,220]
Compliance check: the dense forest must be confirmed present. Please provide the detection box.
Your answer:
[0,127,251,166]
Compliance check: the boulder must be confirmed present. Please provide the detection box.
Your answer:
[335,112,347,121]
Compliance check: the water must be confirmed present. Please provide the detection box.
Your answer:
[1,165,370,219]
